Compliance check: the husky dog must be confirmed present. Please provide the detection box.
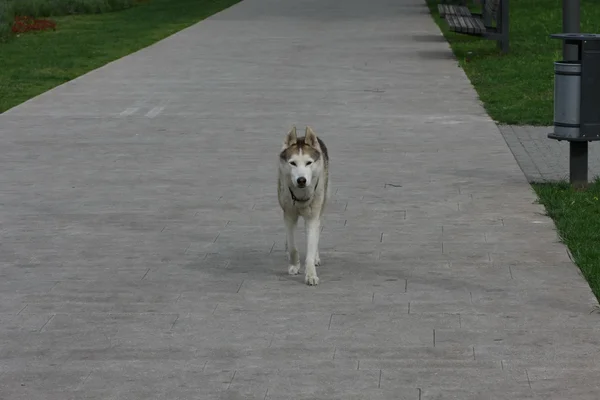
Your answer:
[278,126,329,286]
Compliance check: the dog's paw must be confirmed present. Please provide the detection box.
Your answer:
[305,273,319,286]
[288,264,301,275]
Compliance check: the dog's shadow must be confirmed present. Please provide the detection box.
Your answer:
[181,248,378,285]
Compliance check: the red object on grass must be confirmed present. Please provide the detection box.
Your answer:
[12,16,57,34]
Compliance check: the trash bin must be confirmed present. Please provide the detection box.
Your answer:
[553,61,581,139]
[548,33,600,142]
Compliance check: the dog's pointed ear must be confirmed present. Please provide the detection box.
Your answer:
[283,126,298,149]
[305,126,321,150]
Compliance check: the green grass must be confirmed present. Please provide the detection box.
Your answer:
[534,180,600,299]
[0,0,241,113]
[426,0,600,125]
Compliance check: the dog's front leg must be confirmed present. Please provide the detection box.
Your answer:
[304,217,320,286]
[285,213,300,275]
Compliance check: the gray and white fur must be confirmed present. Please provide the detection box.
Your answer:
[277,126,329,286]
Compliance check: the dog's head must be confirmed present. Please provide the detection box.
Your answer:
[279,126,324,189]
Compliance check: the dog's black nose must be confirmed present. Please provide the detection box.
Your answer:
[297,177,307,186]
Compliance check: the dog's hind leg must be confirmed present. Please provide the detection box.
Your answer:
[285,213,300,275]
[304,217,320,286]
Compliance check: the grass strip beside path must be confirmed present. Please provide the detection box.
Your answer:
[426,0,600,126]
[0,0,241,113]
[534,181,600,300]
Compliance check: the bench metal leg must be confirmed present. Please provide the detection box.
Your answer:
[497,0,509,53]
[482,0,492,27]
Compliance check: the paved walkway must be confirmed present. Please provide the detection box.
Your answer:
[500,125,600,183]
[1,0,599,399]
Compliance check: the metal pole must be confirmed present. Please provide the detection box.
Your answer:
[563,0,587,186]
[570,141,588,185]
[563,0,580,60]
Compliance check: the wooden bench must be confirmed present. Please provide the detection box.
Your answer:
[438,4,470,19]
[444,0,509,53]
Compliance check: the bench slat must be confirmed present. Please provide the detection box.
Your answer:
[456,7,472,16]
[470,17,486,34]
[446,15,466,32]
[447,15,485,35]
[439,4,470,18]
[438,4,449,17]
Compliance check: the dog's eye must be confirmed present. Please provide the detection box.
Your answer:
[306,161,312,166]
[290,162,296,166]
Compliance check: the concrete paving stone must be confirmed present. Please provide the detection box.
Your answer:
[229,367,385,400]
[374,287,469,307]
[438,214,506,227]
[335,344,475,363]
[48,312,178,336]
[439,328,600,362]
[410,293,598,317]
[0,312,53,334]
[142,263,249,282]
[19,298,182,315]
[0,327,102,365]
[420,387,536,400]
[271,327,420,349]
[527,390,600,400]
[479,324,600,347]
[401,260,511,283]
[342,211,407,226]
[214,233,276,250]
[69,360,234,399]
[498,125,600,182]
[198,251,283,275]
[489,250,573,268]
[328,312,459,345]
[440,222,507,238]
[499,364,600,398]
[269,390,419,400]
[407,276,501,297]
[473,286,597,313]
[205,336,333,365]
[357,358,501,372]
[0,293,45,314]
[380,365,529,393]
[380,248,492,265]
[458,311,600,330]
[63,344,199,363]
[493,220,559,236]
[23,279,181,304]
[377,241,444,258]
[0,365,94,400]
[407,299,488,315]
[507,261,591,288]
[441,241,496,257]
[176,309,333,337]
[205,356,358,374]
[483,230,560,245]
[21,264,152,283]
